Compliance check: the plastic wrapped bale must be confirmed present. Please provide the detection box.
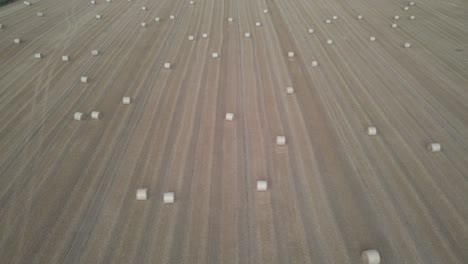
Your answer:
[228,17,233,22]
[155,17,160,22]
[244,32,250,38]
[367,127,377,136]
[257,180,268,191]
[163,192,174,204]
[312,60,318,67]
[391,23,398,28]
[370,36,376,42]
[358,15,363,20]
[327,39,333,45]
[96,14,101,19]
[188,35,194,41]
[404,42,411,48]
[212,52,219,58]
[91,111,101,120]
[325,19,331,24]
[74,112,84,121]
[362,250,380,264]
[286,87,294,94]
[170,15,175,20]
[164,62,171,69]
[136,189,147,200]
[141,6,147,11]
[122,97,131,104]
[34,53,42,59]
[62,55,70,62]
[37,12,44,17]
[288,51,294,58]
[276,136,286,145]
[141,22,146,27]
[24,1,31,6]
[394,15,400,20]
[332,15,338,20]
[202,33,208,38]
[256,22,261,27]
[263,9,268,14]
[81,76,88,83]
[225,113,234,121]
[14,38,21,44]
[91,50,99,56]
[428,143,441,152]
[308,28,314,33]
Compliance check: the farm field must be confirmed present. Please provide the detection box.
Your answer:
[0,0,467,263]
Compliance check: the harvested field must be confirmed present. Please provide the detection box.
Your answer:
[0,0,467,263]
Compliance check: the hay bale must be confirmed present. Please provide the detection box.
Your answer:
[428,143,441,152]
[74,112,84,120]
[225,113,234,121]
[367,127,377,136]
[276,136,286,145]
[91,111,101,120]
[122,97,131,104]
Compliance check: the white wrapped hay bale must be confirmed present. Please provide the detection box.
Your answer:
[325,19,331,24]
[404,42,411,48]
[362,250,380,264]
[202,33,208,38]
[403,6,409,11]
[312,60,318,67]
[37,12,44,17]
[136,189,147,200]
[81,76,88,83]
[228,17,233,22]
[164,62,171,69]
[370,36,376,42]
[286,87,294,94]
[91,49,99,56]
[141,6,147,11]
[225,113,234,121]
[141,22,146,27]
[394,15,400,20]
[74,112,84,121]
[357,15,363,20]
[62,55,70,62]
[244,32,250,38]
[327,39,333,45]
[106,0,110,2]
[308,28,314,33]
[256,22,261,27]
[288,51,294,58]
[96,14,101,19]
[170,15,175,20]
[163,192,174,204]
[91,111,101,120]
[410,15,415,20]
[263,9,268,14]
[122,97,131,104]
[188,35,194,41]
[212,52,219,58]
[155,17,160,22]
[428,143,441,152]
[257,180,268,191]
[409,1,415,6]
[332,15,338,20]
[391,23,398,28]
[34,53,42,59]
[189,1,194,5]
[276,136,286,145]
[91,0,95,4]
[14,38,21,44]
[367,127,377,136]
[24,1,31,6]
